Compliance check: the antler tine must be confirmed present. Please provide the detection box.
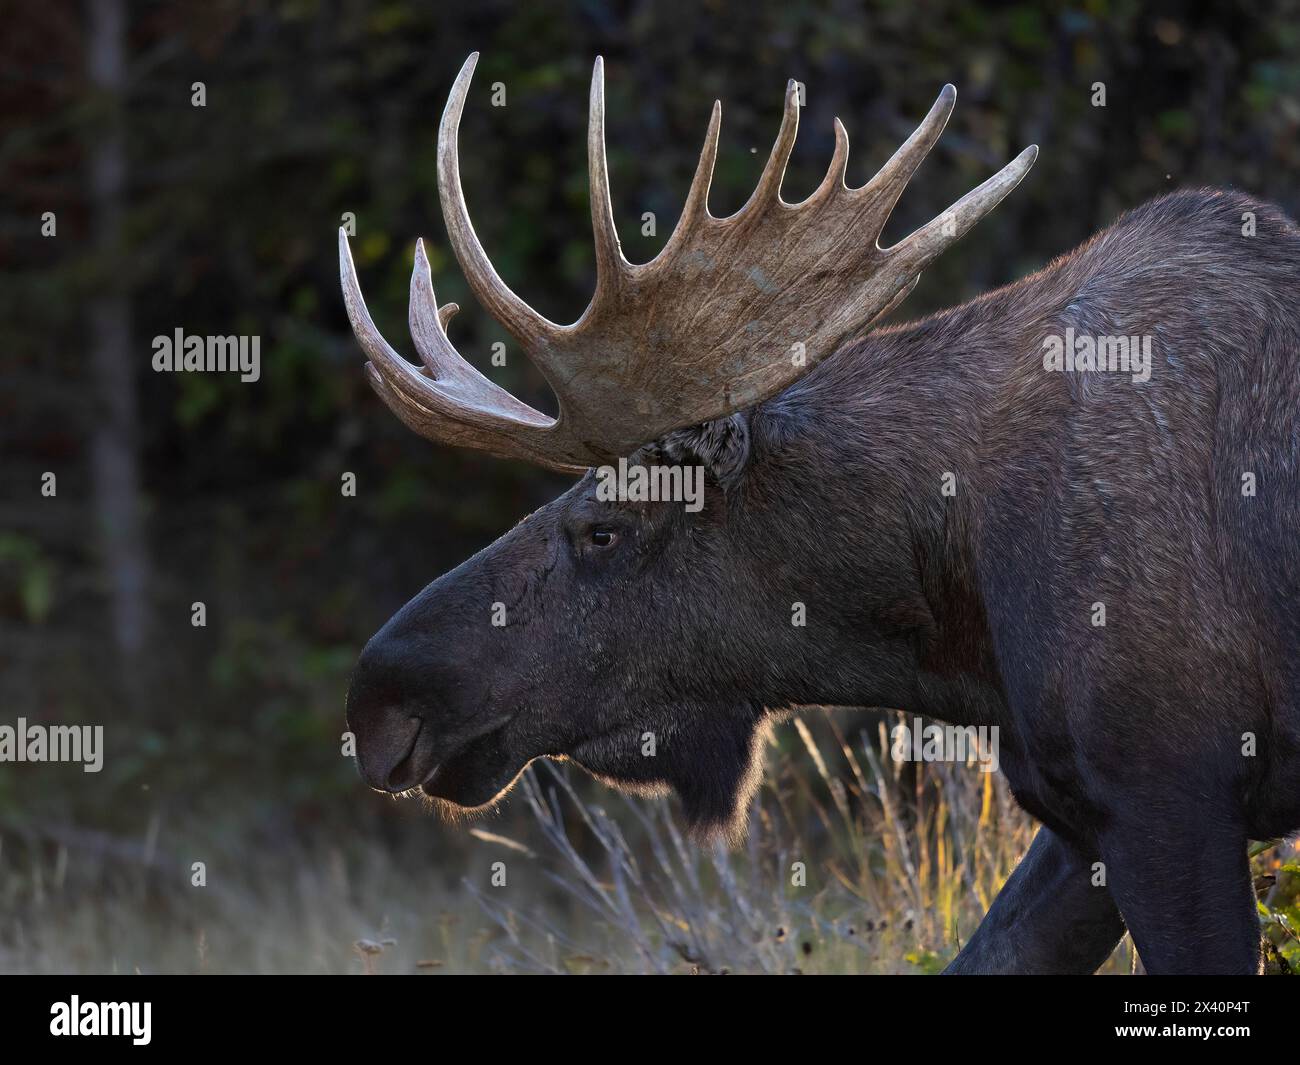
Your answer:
[340,228,593,473]
[652,100,722,264]
[408,238,466,379]
[809,117,851,201]
[407,237,565,427]
[858,84,956,232]
[889,144,1039,274]
[745,79,801,209]
[588,57,626,295]
[340,227,431,402]
[683,101,722,223]
[437,52,563,352]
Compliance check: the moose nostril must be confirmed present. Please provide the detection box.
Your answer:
[384,718,425,791]
[348,698,423,792]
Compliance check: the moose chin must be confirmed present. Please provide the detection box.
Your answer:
[340,52,1300,975]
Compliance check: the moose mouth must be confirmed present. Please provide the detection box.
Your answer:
[375,716,512,801]
[416,720,525,809]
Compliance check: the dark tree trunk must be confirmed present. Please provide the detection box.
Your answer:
[86,0,150,702]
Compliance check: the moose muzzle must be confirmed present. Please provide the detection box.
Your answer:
[346,640,442,793]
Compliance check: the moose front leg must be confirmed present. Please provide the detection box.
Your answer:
[1098,806,1260,974]
[944,826,1126,974]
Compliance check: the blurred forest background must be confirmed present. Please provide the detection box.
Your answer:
[2,0,1299,974]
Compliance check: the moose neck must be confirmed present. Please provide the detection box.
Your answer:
[752,270,1061,729]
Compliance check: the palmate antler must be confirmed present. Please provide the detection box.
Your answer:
[340,53,1037,472]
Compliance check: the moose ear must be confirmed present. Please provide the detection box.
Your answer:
[656,412,752,490]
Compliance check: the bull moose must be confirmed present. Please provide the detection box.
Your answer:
[340,54,1300,974]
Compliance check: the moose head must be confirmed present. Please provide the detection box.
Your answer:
[341,53,1035,838]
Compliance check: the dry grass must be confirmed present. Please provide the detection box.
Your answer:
[5,711,1293,974]
[465,715,1132,974]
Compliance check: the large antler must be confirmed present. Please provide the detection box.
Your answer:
[340,53,1037,472]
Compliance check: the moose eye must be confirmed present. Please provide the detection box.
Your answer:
[590,528,617,548]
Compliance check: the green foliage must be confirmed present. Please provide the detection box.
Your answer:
[1259,858,1300,973]
[0,534,55,625]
